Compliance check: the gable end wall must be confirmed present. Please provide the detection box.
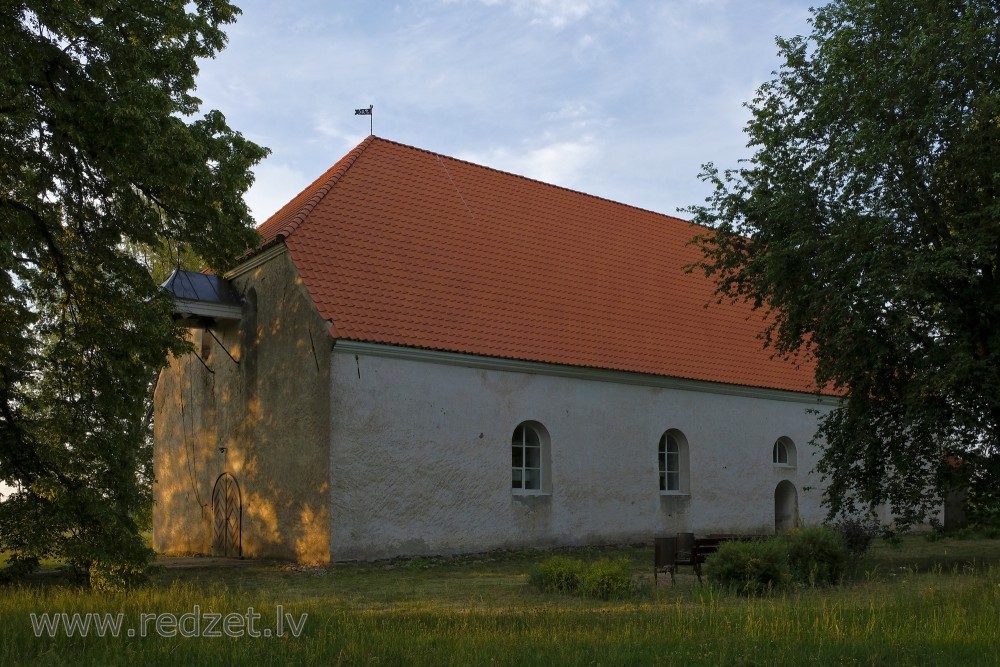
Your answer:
[153,248,332,562]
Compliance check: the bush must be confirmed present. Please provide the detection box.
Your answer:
[578,557,635,600]
[706,528,850,593]
[88,559,148,592]
[962,456,1000,531]
[957,525,1000,540]
[531,555,636,599]
[829,515,882,557]
[705,539,790,595]
[784,526,849,586]
[530,555,586,594]
[0,555,40,584]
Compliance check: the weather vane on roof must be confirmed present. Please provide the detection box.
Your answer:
[355,104,373,135]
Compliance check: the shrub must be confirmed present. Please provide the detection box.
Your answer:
[705,539,790,595]
[828,515,882,557]
[531,555,636,599]
[0,555,40,583]
[962,455,1000,531]
[530,555,586,594]
[882,532,904,548]
[784,526,849,586]
[578,557,635,600]
[88,559,148,592]
[957,525,1000,540]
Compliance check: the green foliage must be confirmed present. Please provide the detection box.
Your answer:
[578,557,635,600]
[0,554,39,584]
[530,555,586,594]
[956,525,1000,540]
[828,514,882,557]
[785,526,849,586]
[688,0,1000,527]
[882,533,904,549]
[705,539,791,595]
[88,560,147,593]
[0,1,267,588]
[954,453,1000,531]
[707,529,850,592]
[531,555,635,599]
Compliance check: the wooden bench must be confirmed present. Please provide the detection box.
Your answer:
[655,533,766,583]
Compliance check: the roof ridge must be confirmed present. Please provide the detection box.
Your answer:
[371,136,693,227]
[258,135,377,241]
[258,136,825,395]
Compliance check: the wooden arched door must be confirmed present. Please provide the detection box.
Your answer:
[212,473,242,557]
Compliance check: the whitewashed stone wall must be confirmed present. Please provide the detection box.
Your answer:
[328,343,836,560]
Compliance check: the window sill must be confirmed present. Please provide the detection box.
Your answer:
[659,491,690,497]
[512,490,551,497]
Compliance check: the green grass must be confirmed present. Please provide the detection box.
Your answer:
[2,537,1000,666]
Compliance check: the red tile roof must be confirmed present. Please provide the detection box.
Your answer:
[257,136,822,395]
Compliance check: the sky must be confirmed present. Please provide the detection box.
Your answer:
[1,1,819,502]
[193,0,819,224]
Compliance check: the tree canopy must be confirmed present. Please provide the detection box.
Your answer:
[688,0,1000,527]
[0,0,267,586]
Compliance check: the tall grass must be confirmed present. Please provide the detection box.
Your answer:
[2,537,999,666]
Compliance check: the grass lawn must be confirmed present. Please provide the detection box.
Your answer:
[2,536,999,666]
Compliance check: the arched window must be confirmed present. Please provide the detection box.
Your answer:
[658,430,689,494]
[773,437,796,467]
[512,422,549,493]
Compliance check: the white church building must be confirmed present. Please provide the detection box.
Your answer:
[153,136,837,563]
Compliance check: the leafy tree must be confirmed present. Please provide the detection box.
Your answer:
[0,1,267,587]
[688,0,1000,528]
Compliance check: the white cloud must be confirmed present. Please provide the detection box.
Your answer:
[463,0,617,28]
[194,0,817,224]
[545,102,594,124]
[245,162,312,223]
[458,137,601,189]
[312,112,371,150]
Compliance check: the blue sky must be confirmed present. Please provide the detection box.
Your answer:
[0,1,819,502]
[194,0,817,223]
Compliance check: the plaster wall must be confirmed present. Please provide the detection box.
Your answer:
[153,249,332,562]
[329,346,835,560]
